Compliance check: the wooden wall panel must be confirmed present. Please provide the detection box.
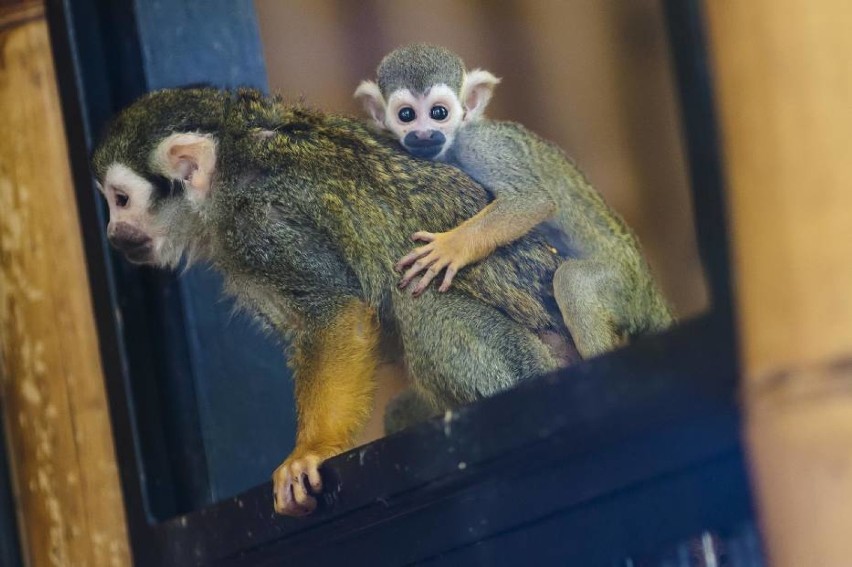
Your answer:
[0,5,131,565]
[706,1,852,564]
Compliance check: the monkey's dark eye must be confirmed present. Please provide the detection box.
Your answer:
[115,192,129,208]
[430,105,449,121]
[398,107,416,123]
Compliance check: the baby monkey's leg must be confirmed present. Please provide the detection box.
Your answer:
[392,291,558,408]
[553,259,629,359]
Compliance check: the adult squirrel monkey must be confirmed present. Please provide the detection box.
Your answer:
[92,87,576,516]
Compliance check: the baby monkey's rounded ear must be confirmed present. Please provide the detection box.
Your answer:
[354,80,387,130]
[460,69,500,123]
[151,132,217,202]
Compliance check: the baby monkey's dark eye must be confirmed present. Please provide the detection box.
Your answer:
[115,191,129,208]
[398,107,416,123]
[430,105,449,121]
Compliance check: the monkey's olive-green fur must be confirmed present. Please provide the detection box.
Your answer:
[93,87,573,409]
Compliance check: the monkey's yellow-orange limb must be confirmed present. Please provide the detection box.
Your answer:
[292,300,380,457]
[274,299,379,515]
[706,1,852,564]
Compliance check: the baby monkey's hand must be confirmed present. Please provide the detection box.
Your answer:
[396,230,473,296]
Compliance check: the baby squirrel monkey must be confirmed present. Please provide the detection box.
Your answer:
[355,44,674,358]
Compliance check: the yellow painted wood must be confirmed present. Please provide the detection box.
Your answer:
[706,1,852,564]
[0,6,131,565]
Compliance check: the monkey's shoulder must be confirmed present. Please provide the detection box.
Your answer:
[454,120,569,166]
[214,195,361,301]
[449,120,577,192]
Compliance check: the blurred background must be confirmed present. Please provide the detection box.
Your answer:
[255,0,709,318]
[4,1,849,563]
[4,0,847,563]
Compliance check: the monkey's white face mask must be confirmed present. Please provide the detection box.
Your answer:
[98,163,165,265]
[97,132,217,267]
[354,69,500,162]
[383,84,464,160]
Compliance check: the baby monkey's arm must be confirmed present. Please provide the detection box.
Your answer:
[397,169,556,295]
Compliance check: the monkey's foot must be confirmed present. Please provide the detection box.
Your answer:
[273,453,324,516]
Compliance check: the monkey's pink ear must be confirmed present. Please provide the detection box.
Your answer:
[354,80,387,130]
[461,69,500,123]
[151,133,217,202]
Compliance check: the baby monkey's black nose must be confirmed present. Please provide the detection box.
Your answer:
[404,130,445,159]
[406,130,445,145]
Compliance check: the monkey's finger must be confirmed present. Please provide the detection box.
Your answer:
[288,475,317,515]
[286,485,316,516]
[273,485,284,514]
[399,256,436,288]
[290,462,309,502]
[272,467,289,514]
[274,480,289,514]
[292,480,315,510]
[299,497,317,515]
[411,231,436,242]
[412,260,449,296]
[275,476,299,516]
[303,455,323,492]
[439,265,459,292]
[395,246,432,271]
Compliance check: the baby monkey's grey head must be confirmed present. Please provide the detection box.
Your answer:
[376,44,465,98]
[355,44,500,160]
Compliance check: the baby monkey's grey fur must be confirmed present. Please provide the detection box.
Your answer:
[356,44,674,357]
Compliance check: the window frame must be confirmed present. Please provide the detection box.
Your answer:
[46,0,751,564]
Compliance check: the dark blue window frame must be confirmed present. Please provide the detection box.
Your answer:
[46,0,758,564]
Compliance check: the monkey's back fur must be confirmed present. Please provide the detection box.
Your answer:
[93,88,576,408]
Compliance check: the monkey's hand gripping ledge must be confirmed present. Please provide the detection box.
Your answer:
[151,314,749,567]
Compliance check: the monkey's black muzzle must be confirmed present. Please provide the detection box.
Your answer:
[108,223,154,264]
[110,239,154,264]
[403,130,445,160]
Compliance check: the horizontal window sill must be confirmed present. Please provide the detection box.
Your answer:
[146,314,750,566]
